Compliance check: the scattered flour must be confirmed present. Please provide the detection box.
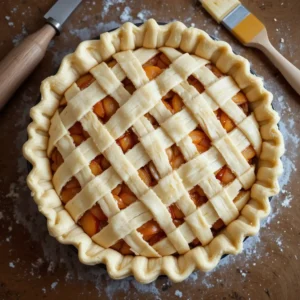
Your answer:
[9,262,15,268]
[239,269,247,278]
[281,194,292,207]
[137,9,152,22]
[120,6,133,23]
[102,0,126,18]
[69,21,120,41]
[131,280,160,296]
[51,282,58,290]
[12,25,28,46]
[175,290,183,298]
[276,238,284,252]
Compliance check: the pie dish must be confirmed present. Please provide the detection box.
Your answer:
[23,19,284,283]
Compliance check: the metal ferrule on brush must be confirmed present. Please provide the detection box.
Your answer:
[221,4,264,44]
[222,5,250,31]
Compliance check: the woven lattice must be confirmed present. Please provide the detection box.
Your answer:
[48,47,262,258]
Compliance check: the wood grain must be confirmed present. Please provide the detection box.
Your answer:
[0,0,299,299]
[0,24,55,110]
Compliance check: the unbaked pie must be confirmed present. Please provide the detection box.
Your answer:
[23,19,284,283]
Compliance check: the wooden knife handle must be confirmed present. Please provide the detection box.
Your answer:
[0,24,56,110]
[249,29,300,96]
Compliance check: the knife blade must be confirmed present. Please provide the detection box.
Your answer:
[44,0,82,33]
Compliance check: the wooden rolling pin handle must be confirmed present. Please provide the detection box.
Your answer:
[0,24,56,110]
[249,29,300,95]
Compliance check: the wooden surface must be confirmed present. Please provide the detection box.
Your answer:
[0,0,299,299]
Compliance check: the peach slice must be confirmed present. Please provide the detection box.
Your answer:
[172,144,181,157]
[240,102,249,115]
[220,111,235,132]
[190,192,207,207]
[242,145,256,161]
[114,195,126,209]
[60,96,67,106]
[145,113,158,128]
[51,148,63,171]
[166,147,174,161]
[143,65,163,80]
[189,130,211,153]
[120,184,133,195]
[76,74,95,90]
[143,55,159,67]
[119,192,137,206]
[138,167,152,186]
[195,185,205,196]
[191,238,201,246]
[171,154,185,169]
[119,241,133,255]
[148,162,160,182]
[188,76,205,93]
[71,134,85,146]
[216,166,235,185]
[111,240,123,251]
[212,219,225,230]
[206,64,223,78]
[232,92,247,105]
[169,204,184,219]
[80,211,100,237]
[89,160,102,176]
[124,83,135,94]
[173,219,184,227]
[189,130,207,144]
[148,232,166,246]
[103,96,119,118]
[162,99,173,113]
[159,53,171,65]
[112,184,122,196]
[69,122,83,135]
[99,156,110,170]
[90,204,107,221]
[61,187,81,204]
[107,60,117,68]
[64,177,80,189]
[117,132,135,153]
[156,59,168,69]
[171,94,184,113]
[162,90,175,101]
[93,101,105,118]
[138,220,162,240]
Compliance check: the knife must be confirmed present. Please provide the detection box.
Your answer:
[0,0,82,110]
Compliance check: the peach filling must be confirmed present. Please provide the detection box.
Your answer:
[51,52,257,255]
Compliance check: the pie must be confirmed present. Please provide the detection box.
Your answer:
[23,19,284,283]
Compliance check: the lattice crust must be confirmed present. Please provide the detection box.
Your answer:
[23,19,284,283]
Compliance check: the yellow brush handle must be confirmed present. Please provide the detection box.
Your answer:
[249,29,300,95]
[232,14,265,45]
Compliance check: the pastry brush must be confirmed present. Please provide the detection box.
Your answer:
[199,0,300,95]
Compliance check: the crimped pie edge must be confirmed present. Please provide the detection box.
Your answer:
[23,19,284,283]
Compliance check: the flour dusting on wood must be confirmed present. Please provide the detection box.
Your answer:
[3,1,299,298]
